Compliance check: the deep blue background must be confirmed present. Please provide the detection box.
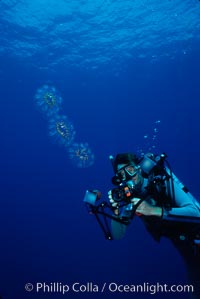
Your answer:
[0,4,200,299]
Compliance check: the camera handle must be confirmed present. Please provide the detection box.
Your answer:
[86,197,145,240]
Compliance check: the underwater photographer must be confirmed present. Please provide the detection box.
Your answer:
[84,152,200,298]
[108,153,200,240]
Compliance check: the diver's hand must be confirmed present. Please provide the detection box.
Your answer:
[108,190,119,215]
[131,198,162,217]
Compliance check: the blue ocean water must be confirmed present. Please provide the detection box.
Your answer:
[0,0,200,298]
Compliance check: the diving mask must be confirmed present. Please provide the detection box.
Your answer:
[117,164,139,182]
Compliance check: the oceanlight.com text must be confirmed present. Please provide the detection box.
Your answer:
[108,282,194,294]
[25,281,194,295]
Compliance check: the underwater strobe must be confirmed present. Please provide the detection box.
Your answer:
[34,84,95,168]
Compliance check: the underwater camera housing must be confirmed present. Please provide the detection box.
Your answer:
[111,182,139,203]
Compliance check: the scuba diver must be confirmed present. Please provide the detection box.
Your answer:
[108,153,200,239]
[84,152,200,298]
